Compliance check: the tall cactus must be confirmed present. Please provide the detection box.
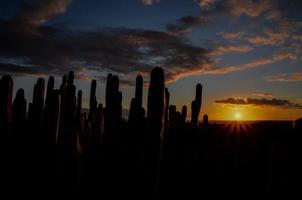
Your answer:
[181,105,187,125]
[104,74,122,140]
[191,84,202,127]
[129,75,144,123]
[89,80,97,121]
[164,88,170,134]
[12,89,27,126]
[0,75,13,128]
[202,114,209,127]
[44,89,61,144]
[147,67,166,138]
[135,75,143,109]
[145,67,165,196]
[45,76,54,111]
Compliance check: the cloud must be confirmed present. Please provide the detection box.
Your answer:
[211,44,253,55]
[205,50,293,74]
[0,22,212,85]
[215,97,302,109]
[0,0,216,86]
[142,0,160,6]
[197,0,273,17]
[217,32,245,40]
[197,0,217,9]
[166,16,207,35]
[243,28,289,46]
[12,0,72,26]
[220,28,290,47]
[252,93,274,98]
[264,72,302,82]
[227,0,272,17]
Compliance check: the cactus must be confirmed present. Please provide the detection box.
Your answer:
[191,84,202,127]
[0,75,13,127]
[104,74,122,140]
[96,103,104,136]
[181,105,187,125]
[44,89,61,144]
[77,90,82,118]
[89,80,97,121]
[135,75,143,109]
[27,78,45,128]
[129,75,144,123]
[168,105,176,129]
[12,89,27,126]
[202,114,209,127]
[145,67,166,196]
[147,67,166,137]
[164,88,170,134]
[45,76,54,111]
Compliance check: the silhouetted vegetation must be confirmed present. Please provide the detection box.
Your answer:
[0,67,301,198]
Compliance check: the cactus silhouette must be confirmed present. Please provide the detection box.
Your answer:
[191,84,202,127]
[0,75,13,129]
[203,114,208,126]
[104,74,122,141]
[135,75,143,109]
[89,80,97,121]
[129,75,144,123]
[164,88,170,134]
[147,67,166,137]
[145,67,166,196]
[181,105,187,125]
[1,67,300,198]
[12,89,27,126]
[28,78,45,127]
[45,76,54,111]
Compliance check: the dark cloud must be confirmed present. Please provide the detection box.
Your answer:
[166,16,207,35]
[0,19,212,85]
[11,0,72,26]
[252,93,273,98]
[215,97,302,109]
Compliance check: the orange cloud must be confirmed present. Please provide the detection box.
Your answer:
[217,32,245,40]
[212,45,253,55]
[215,97,302,109]
[205,51,294,75]
[265,72,302,82]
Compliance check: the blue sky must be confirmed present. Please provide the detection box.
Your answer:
[0,0,302,120]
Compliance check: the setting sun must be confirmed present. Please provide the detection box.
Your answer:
[234,112,242,120]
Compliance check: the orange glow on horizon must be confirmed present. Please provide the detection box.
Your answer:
[202,104,302,121]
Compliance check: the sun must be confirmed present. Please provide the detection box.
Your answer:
[234,112,242,120]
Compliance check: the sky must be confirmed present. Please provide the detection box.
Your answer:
[0,0,302,120]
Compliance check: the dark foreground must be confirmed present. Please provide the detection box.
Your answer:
[0,67,301,198]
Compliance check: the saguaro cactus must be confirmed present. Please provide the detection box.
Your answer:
[44,89,61,144]
[202,114,209,127]
[89,80,97,121]
[12,89,27,126]
[45,76,54,111]
[0,75,13,127]
[129,75,144,123]
[104,74,122,140]
[181,105,187,125]
[145,67,165,196]
[164,88,170,134]
[191,84,202,127]
[135,75,143,109]
[147,67,166,138]
[28,78,45,127]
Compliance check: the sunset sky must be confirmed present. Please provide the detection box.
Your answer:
[0,0,301,120]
